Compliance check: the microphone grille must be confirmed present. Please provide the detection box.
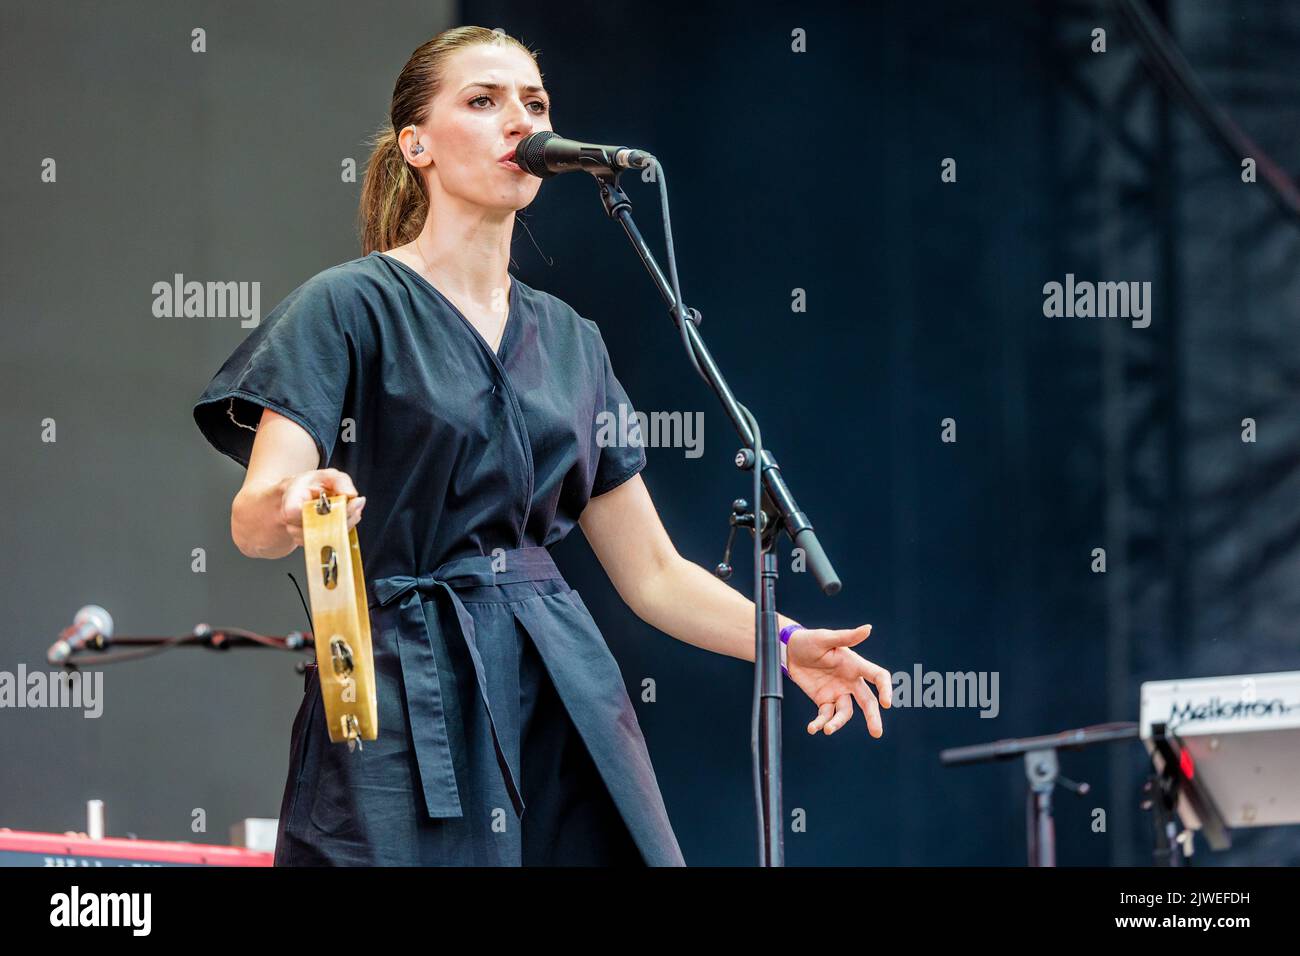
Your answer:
[518,130,559,178]
[75,604,114,639]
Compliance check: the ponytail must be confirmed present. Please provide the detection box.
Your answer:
[359,125,427,255]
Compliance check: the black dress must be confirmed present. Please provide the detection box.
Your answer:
[193,251,685,866]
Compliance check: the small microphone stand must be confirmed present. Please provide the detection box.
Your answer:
[940,722,1137,866]
[52,625,311,669]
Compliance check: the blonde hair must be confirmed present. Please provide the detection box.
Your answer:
[358,26,541,254]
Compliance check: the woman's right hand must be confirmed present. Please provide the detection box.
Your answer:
[278,468,366,547]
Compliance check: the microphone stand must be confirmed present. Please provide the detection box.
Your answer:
[939,721,1137,866]
[590,169,841,866]
[50,625,312,669]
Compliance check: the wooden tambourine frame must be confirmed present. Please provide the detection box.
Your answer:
[301,492,377,748]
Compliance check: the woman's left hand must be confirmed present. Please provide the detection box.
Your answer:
[785,625,892,738]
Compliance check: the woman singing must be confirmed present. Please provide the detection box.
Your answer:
[193,25,891,866]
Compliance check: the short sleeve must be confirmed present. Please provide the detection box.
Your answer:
[192,274,355,469]
[590,326,647,497]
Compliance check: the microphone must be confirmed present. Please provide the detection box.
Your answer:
[514,131,656,179]
[48,605,114,665]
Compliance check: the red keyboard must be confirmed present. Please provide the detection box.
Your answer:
[0,829,273,867]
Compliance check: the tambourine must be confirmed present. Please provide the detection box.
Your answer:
[301,491,377,748]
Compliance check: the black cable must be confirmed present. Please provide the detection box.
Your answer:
[740,402,765,863]
[288,571,314,639]
[650,155,771,862]
[652,160,708,382]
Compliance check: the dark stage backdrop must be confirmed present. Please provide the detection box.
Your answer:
[2,0,1297,866]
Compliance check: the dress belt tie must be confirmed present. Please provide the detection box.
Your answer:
[367,546,565,820]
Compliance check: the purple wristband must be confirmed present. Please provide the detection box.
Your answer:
[779,624,803,676]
